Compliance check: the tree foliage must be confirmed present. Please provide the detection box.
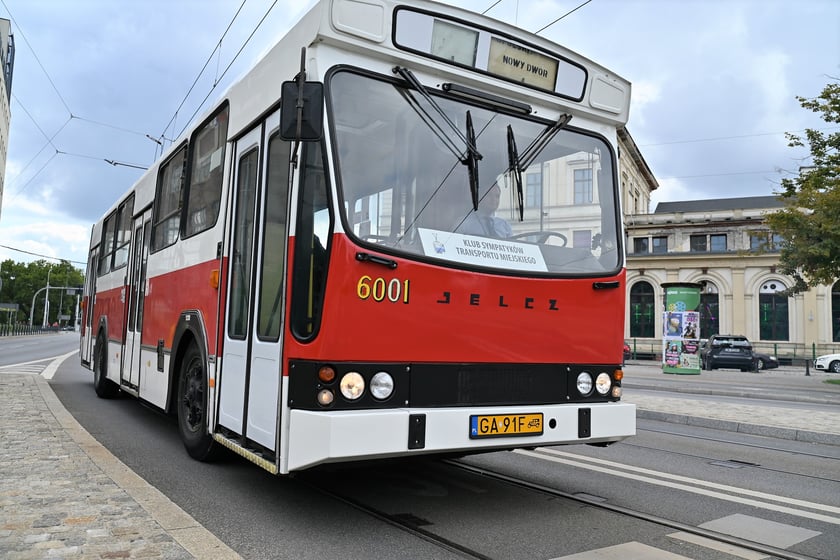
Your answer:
[765,81,840,293]
[0,259,85,325]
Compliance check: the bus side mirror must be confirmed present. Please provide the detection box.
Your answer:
[280,81,324,141]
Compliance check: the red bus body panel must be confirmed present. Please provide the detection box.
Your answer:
[283,235,624,367]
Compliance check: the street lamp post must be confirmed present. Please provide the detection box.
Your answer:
[7,275,14,324]
[42,266,53,328]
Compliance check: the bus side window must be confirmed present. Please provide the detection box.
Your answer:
[99,213,117,276]
[290,141,331,340]
[152,145,187,251]
[112,195,134,270]
[185,104,229,238]
[257,133,291,341]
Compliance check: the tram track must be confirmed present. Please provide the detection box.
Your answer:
[445,457,824,560]
[298,454,827,560]
[638,425,840,462]
[632,426,840,484]
[296,470,494,560]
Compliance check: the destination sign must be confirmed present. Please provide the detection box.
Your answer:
[393,8,587,99]
[487,37,558,91]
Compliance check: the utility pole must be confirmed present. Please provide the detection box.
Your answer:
[42,265,52,327]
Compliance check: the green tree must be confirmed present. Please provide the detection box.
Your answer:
[766,81,840,293]
[0,259,85,325]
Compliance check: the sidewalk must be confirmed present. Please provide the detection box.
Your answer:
[1,362,839,559]
[623,361,840,446]
[0,371,241,560]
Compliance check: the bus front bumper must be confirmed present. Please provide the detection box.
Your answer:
[286,402,635,472]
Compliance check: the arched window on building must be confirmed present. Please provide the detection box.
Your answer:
[700,282,719,339]
[759,280,789,341]
[630,281,655,338]
[833,281,840,342]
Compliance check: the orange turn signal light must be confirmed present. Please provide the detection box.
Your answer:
[318,365,336,384]
[613,369,623,381]
[210,269,220,289]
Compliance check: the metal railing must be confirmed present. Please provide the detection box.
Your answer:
[0,324,65,337]
[624,338,840,363]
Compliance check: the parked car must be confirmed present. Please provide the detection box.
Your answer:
[700,335,755,371]
[623,343,631,361]
[752,352,779,370]
[814,353,840,373]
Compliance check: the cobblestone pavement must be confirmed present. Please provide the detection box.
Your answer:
[0,371,240,560]
[1,359,838,558]
[624,362,840,445]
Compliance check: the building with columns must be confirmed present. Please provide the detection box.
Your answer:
[617,129,838,360]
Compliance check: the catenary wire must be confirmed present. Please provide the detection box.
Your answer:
[640,126,840,147]
[0,244,87,267]
[158,0,249,151]
[535,0,592,34]
[174,0,280,140]
[0,0,72,115]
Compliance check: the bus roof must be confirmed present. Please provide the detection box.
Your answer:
[92,0,631,243]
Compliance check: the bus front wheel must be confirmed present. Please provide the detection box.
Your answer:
[177,344,220,461]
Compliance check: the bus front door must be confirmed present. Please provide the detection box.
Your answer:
[218,111,290,453]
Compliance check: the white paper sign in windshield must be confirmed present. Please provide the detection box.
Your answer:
[418,228,548,272]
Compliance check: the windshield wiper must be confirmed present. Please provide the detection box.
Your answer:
[465,111,480,210]
[393,66,483,210]
[506,125,524,221]
[518,113,572,170]
[506,114,572,221]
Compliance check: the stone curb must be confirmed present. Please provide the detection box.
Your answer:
[34,374,242,560]
[636,408,840,447]
[625,382,839,405]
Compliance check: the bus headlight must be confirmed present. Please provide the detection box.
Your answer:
[370,371,394,400]
[340,372,365,400]
[576,372,593,396]
[595,372,612,395]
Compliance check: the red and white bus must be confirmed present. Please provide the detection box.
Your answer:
[80,0,635,474]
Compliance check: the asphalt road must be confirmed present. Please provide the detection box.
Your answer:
[5,333,839,559]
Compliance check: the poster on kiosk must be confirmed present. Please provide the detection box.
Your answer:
[662,282,702,375]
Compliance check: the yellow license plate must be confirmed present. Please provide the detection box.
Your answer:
[469,413,543,439]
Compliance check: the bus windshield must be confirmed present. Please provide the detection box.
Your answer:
[330,69,621,275]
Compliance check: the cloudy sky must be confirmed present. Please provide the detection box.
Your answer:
[0,0,837,270]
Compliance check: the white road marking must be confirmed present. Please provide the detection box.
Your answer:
[40,350,79,379]
[550,541,693,559]
[517,448,840,525]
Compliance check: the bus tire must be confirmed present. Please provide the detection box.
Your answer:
[177,344,221,461]
[93,335,119,399]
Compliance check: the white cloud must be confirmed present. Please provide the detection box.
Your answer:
[1,0,838,264]
[627,79,663,128]
[649,178,698,211]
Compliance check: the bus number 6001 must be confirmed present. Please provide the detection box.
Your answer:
[357,275,410,304]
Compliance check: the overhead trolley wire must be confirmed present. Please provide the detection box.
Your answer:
[157,0,249,152]
[0,244,87,266]
[535,0,593,34]
[173,0,280,141]
[0,0,72,115]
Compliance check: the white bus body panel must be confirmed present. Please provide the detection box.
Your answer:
[138,347,169,410]
[285,402,636,472]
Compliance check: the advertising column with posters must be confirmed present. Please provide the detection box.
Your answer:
[662,282,701,375]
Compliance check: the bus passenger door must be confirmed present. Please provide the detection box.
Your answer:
[219,111,289,452]
[123,209,151,389]
[80,245,99,366]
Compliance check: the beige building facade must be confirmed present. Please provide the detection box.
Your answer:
[617,129,838,360]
